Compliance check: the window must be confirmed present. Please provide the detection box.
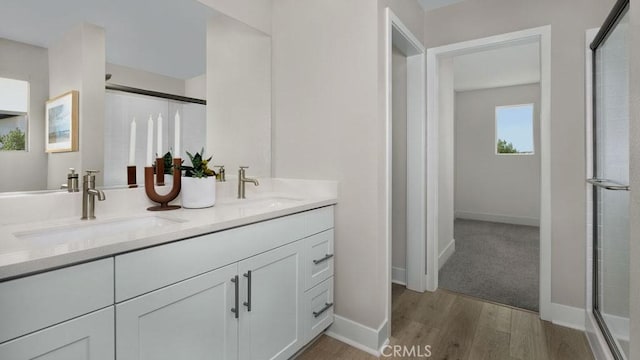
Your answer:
[0,77,29,151]
[495,104,534,155]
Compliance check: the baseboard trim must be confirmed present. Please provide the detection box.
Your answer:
[391,267,407,285]
[455,211,539,227]
[325,315,387,356]
[551,303,585,331]
[438,238,455,269]
[425,273,435,292]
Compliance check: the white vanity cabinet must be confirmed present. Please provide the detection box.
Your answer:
[0,205,334,360]
[114,205,334,360]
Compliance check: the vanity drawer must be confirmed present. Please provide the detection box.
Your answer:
[115,211,308,302]
[303,229,334,290]
[306,206,334,236]
[0,258,114,343]
[304,277,334,343]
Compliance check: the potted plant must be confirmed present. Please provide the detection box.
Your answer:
[152,151,176,180]
[180,148,217,208]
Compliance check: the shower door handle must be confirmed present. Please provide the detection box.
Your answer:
[586,178,630,191]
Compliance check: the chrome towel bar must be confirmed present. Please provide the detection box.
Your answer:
[586,178,630,191]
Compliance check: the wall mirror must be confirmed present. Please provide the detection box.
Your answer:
[0,0,272,194]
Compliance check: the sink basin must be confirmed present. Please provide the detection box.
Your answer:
[216,196,303,215]
[14,216,184,246]
[239,197,302,208]
[234,197,303,216]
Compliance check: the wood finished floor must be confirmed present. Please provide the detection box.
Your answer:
[298,284,593,360]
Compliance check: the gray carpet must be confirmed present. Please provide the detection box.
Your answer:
[439,219,540,312]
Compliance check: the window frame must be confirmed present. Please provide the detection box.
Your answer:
[494,103,535,156]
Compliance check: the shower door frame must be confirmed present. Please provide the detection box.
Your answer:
[588,1,630,358]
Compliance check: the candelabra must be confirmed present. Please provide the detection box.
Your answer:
[144,158,181,211]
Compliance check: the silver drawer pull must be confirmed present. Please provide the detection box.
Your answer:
[587,178,630,191]
[313,254,334,265]
[243,271,252,312]
[230,275,239,319]
[313,302,334,318]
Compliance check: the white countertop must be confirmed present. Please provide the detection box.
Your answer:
[0,178,337,281]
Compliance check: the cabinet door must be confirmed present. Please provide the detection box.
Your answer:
[238,241,304,360]
[0,307,114,360]
[116,263,238,360]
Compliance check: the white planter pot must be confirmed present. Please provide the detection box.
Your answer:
[181,176,216,209]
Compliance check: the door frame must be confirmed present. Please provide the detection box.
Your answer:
[425,25,552,320]
[384,6,427,325]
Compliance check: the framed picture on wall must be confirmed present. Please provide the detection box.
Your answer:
[45,90,78,152]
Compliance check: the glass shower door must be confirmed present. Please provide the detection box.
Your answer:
[590,4,630,359]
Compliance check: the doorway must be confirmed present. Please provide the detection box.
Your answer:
[437,43,542,312]
[384,7,426,331]
[426,26,552,320]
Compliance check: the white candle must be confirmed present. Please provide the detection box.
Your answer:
[128,118,136,166]
[174,110,181,158]
[146,115,154,166]
[157,113,163,157]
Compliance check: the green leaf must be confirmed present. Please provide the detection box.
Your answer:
[162,152,173,174]
[0,128,26,151]
[497,138,518,154]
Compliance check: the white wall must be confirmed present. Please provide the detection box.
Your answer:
[424,0,614,310]
[0,77,29,114]
[272,0,424,348]
[48,23,105,189]
[198,0,272,35]
[206,14,271,178]
[106,63,186,96]
[273,0,381,331]
[454,83,541,226]
[185,74,206,99]
[0,38,48,192]
[391,46,407,272]
[453,42,540,92]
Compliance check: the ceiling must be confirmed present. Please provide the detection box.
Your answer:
[453,42,540,92]
[417,0,465,11]
[0,0,215,80]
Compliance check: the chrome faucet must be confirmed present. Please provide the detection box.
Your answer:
[238,166,259,199]
[82,170,106,220]
[214,165,226,182]
[60,168,79,192]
